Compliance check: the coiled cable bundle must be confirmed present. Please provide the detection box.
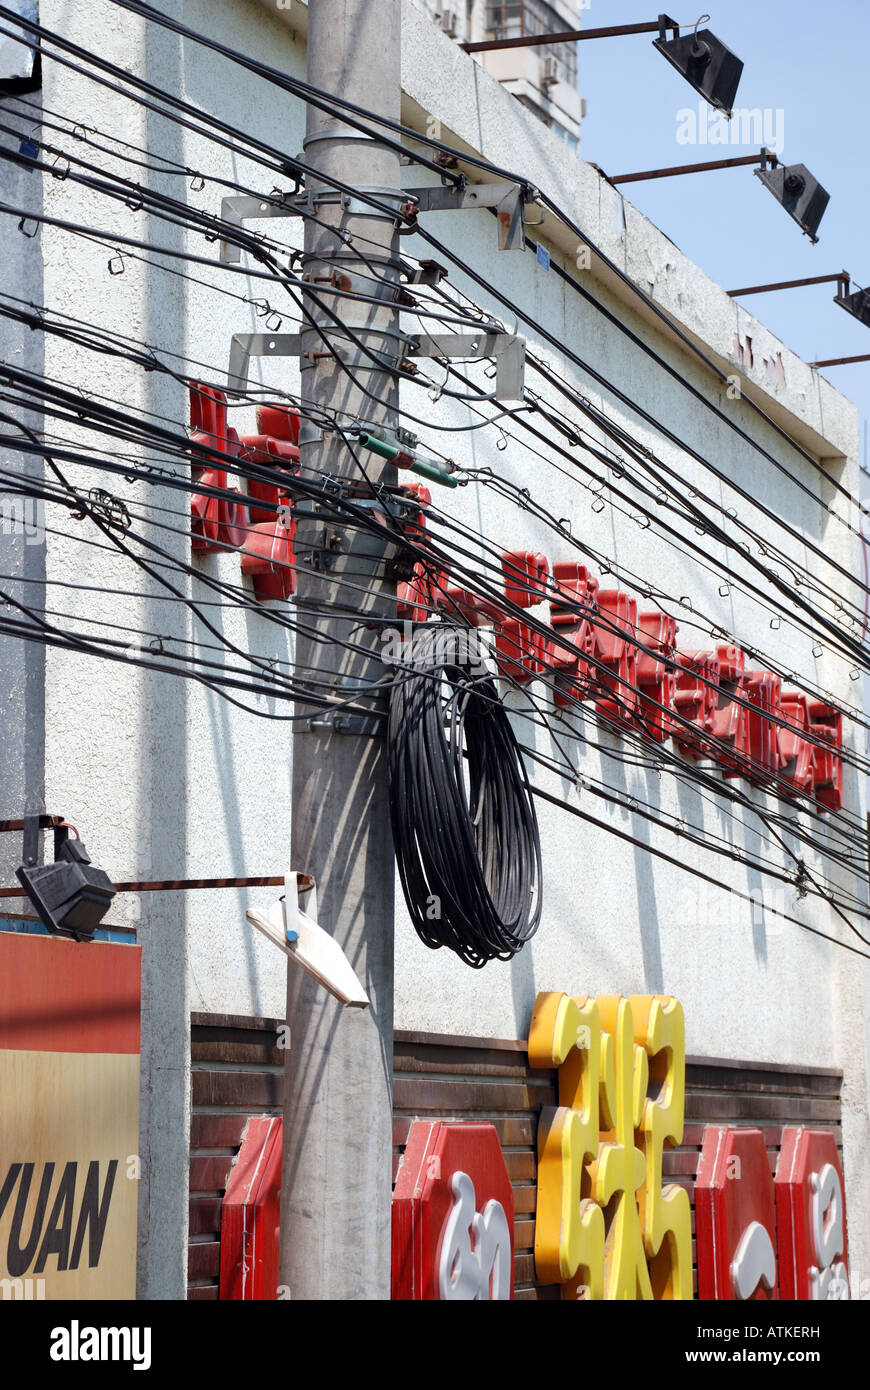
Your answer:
[387,630,543,967]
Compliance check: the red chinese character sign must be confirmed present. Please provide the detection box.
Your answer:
[775,1127,849,1300]
[695,1125,850,1300]
[219,1116,283,1300]
[695,1127,779,1300]
[392,1121,514,1300]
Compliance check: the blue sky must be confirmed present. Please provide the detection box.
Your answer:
[577,0,870,462]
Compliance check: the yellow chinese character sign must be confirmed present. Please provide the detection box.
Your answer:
[529,992,692,1300]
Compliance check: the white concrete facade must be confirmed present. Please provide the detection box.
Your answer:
[0,0,867,1297]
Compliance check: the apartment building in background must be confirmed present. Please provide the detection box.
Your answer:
[414,0,586,147]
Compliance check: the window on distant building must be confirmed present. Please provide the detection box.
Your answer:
[486,1,579,87]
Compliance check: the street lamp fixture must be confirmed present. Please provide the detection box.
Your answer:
[462,13,744,116]
[835,284,870,329]
[652,14,743,116]
[16,821,115,942]
[755,161,830,244]
[607,148,829,243]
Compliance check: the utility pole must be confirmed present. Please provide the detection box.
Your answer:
[279,0,401,1300]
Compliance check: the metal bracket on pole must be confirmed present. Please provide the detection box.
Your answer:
[220,186,411,262]
[403,180,533,251]
[219,181,535,262]
[227,327,526,403]
[227,332,302,394]
[220,194,302,263]
[405,331,526,401]
[22,814,39,869]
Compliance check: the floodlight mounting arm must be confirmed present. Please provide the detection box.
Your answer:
[810,353,870,368]
[610,147,775,186]
[461,15,679,54]
[728,272,851,299]
[0,814,70,869]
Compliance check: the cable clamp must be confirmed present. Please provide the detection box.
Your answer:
[307,712,384,737]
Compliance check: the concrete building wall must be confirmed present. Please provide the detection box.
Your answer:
[0,54,44,886]
[7,0,309,1297]
[1,0,866,1293]
[393,3,870,1281]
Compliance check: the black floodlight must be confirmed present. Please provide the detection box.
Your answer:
[835,285,870,328]
[463,14,743,116]
[16,832,115,942]
[653,15,743,116]
[755,161,829,244]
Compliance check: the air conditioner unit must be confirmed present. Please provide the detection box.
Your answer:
[541,54,560,90]
[438,8,459,38]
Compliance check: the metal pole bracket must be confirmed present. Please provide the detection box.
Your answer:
[403,179,534,251]
[227,328,526,403]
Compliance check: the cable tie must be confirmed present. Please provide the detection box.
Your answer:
[793,863,810,900]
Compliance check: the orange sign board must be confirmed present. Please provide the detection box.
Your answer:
[0,932,141,1300]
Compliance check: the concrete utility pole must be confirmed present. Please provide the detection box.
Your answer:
[279,0,401,1300]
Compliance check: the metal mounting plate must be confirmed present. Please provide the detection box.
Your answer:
[227,328,526,402]
[219,179,534,261]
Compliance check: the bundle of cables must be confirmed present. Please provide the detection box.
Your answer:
[387,629,543,967]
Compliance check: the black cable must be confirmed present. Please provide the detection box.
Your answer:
[387,630,542,967]
[5,368,865,823]
[11,0,868,562]
[96,0,870,527]
[6,38,861,633]
[3,21,861,878]
[525,780,870,963]
[420,338,870,697]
